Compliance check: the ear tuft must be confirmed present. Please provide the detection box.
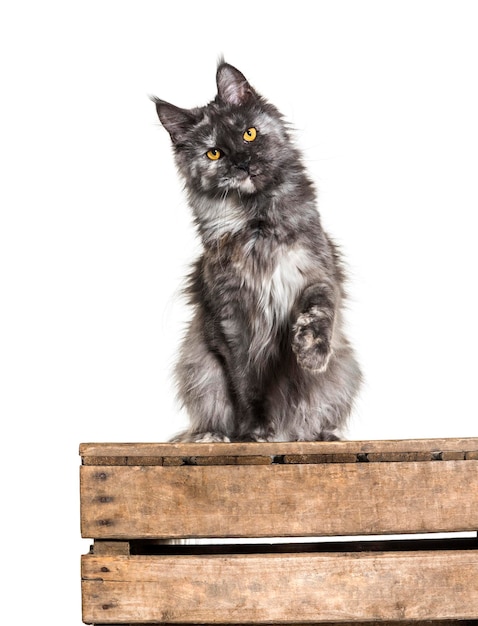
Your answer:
[216,63,255,106]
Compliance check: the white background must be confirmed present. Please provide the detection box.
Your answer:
[1,1,477,623]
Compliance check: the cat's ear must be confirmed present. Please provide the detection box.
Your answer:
[216,63,255,106]
[150,97,197,144]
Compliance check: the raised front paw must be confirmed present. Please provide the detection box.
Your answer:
[292,307,334,373]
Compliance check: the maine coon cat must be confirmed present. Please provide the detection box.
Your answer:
[153,62,362,442]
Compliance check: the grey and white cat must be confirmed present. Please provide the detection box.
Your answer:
[153,62,361,442]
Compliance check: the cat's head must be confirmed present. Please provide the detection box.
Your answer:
[152,62,295,197]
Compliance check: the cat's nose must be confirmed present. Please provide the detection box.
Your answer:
[235,161,250,173]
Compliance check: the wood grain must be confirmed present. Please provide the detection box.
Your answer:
[79,623,478,626]
[80,438,478,466]
[81,550,478,623]
[80,459,478,539]
[80,622,478,626]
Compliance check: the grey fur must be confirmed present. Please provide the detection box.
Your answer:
[152,62,362,442]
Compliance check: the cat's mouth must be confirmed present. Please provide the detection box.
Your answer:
[220,173,257,194]
[236,175,257,194]
[231,169,262,194]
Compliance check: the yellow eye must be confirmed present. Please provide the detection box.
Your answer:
[206,148,221,161]
[243,127,257,142]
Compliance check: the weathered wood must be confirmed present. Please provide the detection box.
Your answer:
[80,459,478,539]
[80,439,478,624]
[83,622,478,626]
[84,623,478,626]
[81,549,478,623]
[161,454,273,467]
[93,540,130,556]
[80,438,478,466]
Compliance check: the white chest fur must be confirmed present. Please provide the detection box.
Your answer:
[241,245,314,362]
[259,246,312,324]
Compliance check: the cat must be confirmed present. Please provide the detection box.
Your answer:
[152,61,362,443]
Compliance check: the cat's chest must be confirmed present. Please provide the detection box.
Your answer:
[232,243,313,322]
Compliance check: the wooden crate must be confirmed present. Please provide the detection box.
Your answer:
[80,438,478,624]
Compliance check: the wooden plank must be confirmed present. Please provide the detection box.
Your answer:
[80,460,478,539]
[81,622,478,626]
[82,622,478,626]
[162,454,273,467]
[282,453,359,464]
[93,541,130,556]
[80,438,478,466]
[81,550,478,623]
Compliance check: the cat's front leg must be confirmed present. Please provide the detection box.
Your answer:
[170,431,231,443]
[292,282,337,373]
[171,312,235,443]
